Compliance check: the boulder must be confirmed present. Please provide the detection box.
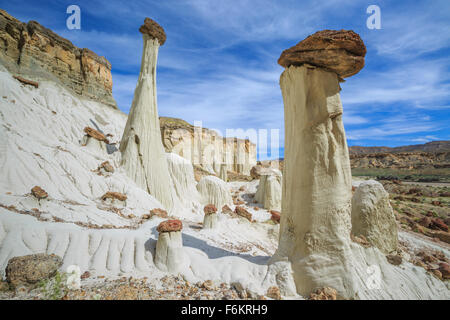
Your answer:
[204,204,217,215]
[278,30,366,78]
[139,17,166,45]
[99,161,114,173]
[221,205,234,216]
[234,206,252,222]
[266,286,281,300]
[31,186,48,200]
[386,254,402,266]
[309,287,338,300]
[270,210,281,223]
[431,218,448,232]
[84,127,107,142]
[351,180,398,254]
[439,263,450,280]
[157,220,182,233]
[101,191,127,202]
[150,208,168,218]
[5,253,62,288]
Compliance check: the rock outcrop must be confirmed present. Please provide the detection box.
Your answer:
[197,176,232,210]
[203,204,218,229]
[154,220,187,273]
[351,181,398,254]
[5,254,62,288]
[166,153,201,212]
[219,164,228,182]
[350,151,450,171]
[274,30,366,299]
[120,18,177,211]
[31,186,48,200]
[278,30,366,78]
[160,117,257,175]
[0,10,116,108]
[254,169,282,211]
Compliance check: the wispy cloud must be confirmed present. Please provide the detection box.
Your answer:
[1,0,449,152]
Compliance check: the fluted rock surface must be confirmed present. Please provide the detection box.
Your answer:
[120,19,177,211]
[275,65,356,298]
[0,9,116,108]
[197,176,232,210]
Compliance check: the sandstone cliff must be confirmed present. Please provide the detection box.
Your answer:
[0,9,116,108]
[160,117,257,176]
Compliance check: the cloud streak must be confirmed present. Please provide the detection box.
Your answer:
[1,0,449,154]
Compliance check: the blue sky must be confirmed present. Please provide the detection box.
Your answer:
[1,0,449,160]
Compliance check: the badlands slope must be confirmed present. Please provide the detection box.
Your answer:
[0,64,449,299]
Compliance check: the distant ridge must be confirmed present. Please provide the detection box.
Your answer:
[348,141,450,155]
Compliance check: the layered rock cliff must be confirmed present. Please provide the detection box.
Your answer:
[160,117,257,176]
[0,9,116,108]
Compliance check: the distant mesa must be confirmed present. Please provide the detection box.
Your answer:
[139,17,166,45]
[278,29,366,78]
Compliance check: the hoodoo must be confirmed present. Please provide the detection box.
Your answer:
[274,30,366,298]
[255,169,282,211]
[119,18,176,210]
[154,220,186,273]
[203,204,218,229]
[351,181,398,254]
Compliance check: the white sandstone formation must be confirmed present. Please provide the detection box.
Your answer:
[352,180,398,254]
[166,153,201,212]
[275,65,357,298]
[197,176,233,210]
[219,163,228,182]
[203,204,218,229]
[273,30,369,298]
[119,18,176,211]
[255,169,282,211]
[154,220,187,273]
[160,117,257,176]
[264,175,282,211]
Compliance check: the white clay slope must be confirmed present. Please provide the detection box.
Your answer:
[197,176,233,210]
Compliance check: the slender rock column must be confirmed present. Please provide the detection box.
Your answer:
[203,204,218,229]
[154,220,185,272]
[274,30,366,298]
[120,18,176,210]
[219,163,227,182]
